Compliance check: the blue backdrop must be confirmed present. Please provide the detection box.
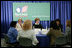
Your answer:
[1,1,71,37]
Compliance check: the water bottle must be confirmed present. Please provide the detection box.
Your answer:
[46,26,47,30]
[39,31,41,35]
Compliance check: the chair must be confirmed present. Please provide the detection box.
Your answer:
[3,33,17,47]
[55,36,67,47]
[64,32,71,46]
[3,33,9,43]
[18,37,33,47]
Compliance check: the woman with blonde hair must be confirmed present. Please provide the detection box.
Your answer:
[17,19,39,46]
[22,20,32,31]
[16,18,23,31]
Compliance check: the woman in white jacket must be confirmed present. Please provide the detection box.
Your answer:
[16,18,23,32]
[17,20,39,46]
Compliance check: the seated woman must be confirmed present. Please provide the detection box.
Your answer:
[17,20,39,46]
[7,21,18,44]
[47,21,63,46]
[33,18,43,30]
[65,20,71,45]
[55,19,63,32]
[16,18,23,32]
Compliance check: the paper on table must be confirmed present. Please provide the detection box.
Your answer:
[41,29,50,35]
[34,29,41,34]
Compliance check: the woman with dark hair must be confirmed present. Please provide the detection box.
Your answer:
[47,20,63,46]
[7,21,18,44]
[55,19,63,32]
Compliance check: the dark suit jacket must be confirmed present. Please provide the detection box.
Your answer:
[33,24,43,30]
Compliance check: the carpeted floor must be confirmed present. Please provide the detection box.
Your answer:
[1,38,71,47]
[1,38,7,47]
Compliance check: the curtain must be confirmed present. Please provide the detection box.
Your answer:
[1,1,71,37]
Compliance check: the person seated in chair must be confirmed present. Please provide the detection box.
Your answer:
[65,20,71,45]
[7,21,19,46]
[55,19,63,32]
[16,18,23,32]
[47,20,63,46]
[17,20,39,47]
[33,18,43,30]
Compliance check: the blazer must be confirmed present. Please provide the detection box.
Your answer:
[33,23,43,30]
[47,28,63,45]
[7,27,18,43]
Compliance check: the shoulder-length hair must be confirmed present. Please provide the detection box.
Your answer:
[22,20,32,31]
